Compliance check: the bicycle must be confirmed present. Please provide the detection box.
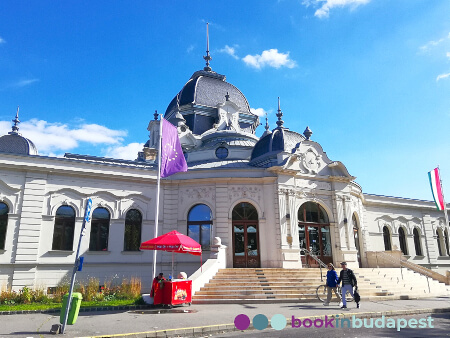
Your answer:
[316,284,354,303]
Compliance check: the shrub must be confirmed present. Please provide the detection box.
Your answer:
[19,286,32,304]
[116,277,141,300]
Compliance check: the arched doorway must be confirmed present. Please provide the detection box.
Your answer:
[298,202,332,267]
[352,214,362,268]
[232,202,260,268]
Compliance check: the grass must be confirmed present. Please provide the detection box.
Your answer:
[0,298,142,312]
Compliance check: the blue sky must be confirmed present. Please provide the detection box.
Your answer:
[0,0,449,201]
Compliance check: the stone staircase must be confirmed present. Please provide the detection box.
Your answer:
[192,268,450,304]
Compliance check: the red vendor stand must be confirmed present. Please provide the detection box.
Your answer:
[140,230,201,307]
[154,280,192,307]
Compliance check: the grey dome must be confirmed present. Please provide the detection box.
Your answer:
[0,133,38,155]
[250,128,305,167]
[164,70,257,136]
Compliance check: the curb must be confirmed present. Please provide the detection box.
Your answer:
[81,307,450,338]
[0,304,153,316]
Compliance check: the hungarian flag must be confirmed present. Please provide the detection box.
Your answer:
[428,168,445,211]
[160,118,188,178]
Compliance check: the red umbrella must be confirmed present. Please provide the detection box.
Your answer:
[140,230,202,277]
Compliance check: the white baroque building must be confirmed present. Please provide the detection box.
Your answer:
[0,63,449,293]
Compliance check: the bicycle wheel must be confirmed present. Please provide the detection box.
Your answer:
[316,285,327,302]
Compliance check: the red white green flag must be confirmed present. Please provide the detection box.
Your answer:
[428,168,445,211]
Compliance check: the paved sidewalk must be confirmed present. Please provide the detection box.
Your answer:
[0,297,449,338]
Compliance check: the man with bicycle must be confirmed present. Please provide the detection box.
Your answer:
[337,261,360,309]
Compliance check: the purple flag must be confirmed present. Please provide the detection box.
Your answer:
[160,118,188,178]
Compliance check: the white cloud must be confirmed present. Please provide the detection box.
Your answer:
[447,52,450,59]
[436,73,450,81]
[250,108,268,117]
[0,118,127,155]
[0,37,5,44]
[303,0,370,18]
[420,38,446,52]
[8,79,39,88]
[242,49,296,69]
[186,45,194,53]
[103,142,144,160]
[420,32,450,52]
[219,45,239,59]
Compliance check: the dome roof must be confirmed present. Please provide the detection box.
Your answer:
[250,128,305,167]
[164,70,257,136]
[0,108,38,156]
[0,133,38,155]
[165,70,251,117]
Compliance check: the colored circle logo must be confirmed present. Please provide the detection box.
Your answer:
[234,314,250,331]
[271,314,287,330]
[253,314,269,330]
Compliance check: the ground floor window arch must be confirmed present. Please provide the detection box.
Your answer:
[398,227,408,255]
[187,204,212,250]
[413,227,423,256]
[383,226,392,251]
[0,202,9,250]
[232,202,260,268]
[436,229,445,256]
[298,201,332,266]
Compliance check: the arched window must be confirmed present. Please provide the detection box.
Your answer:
[298,202,329,224]
[232,202,258,220]
[124,209,142,251]
[0,202,9,250]
[413,228,423,256]
[445,229,450,256]
[89,207,110,251]
[398,227,408,255]
[52,205,76,251]
[436,229,444,256]
[383,226,392,251]
[298,202,332,266]
[187,204,212,249]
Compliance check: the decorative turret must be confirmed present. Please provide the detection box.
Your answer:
[203,22,212,71]
[276,97,284,128]
[10,106,20,135]
[0,107,38,155]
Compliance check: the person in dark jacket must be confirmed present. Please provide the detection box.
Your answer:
[337,262,359,309]
[323,263,339,306]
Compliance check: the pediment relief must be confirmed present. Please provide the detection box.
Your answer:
[180,187,215,204]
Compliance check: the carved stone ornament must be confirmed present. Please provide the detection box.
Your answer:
[229,186,261,202]
[302,149,321,174]
[180,187,215,204]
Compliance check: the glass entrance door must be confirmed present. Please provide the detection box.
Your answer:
[299,224,332,267]
[233,222,260,268]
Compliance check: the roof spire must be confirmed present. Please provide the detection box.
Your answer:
[203,22,212,71]
[276,97,284,128]
[154,110,158,121]
[265,112,270,131]
[9,106,20,135]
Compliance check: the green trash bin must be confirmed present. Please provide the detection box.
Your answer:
[60,292,83,325]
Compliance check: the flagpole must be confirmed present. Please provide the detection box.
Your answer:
[152,113,163,283]
[438,166,450,238]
